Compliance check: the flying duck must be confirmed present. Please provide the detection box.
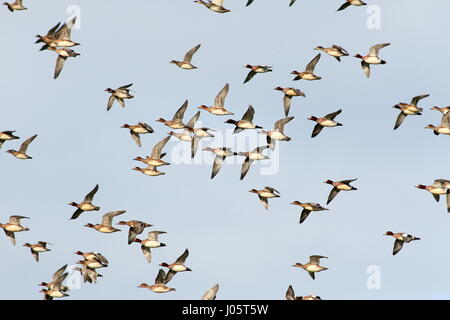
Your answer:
[291,54,322,81]
[324,178,358,204]
[249,187,280,210]
[225,105,263,134]
[393,94,429,130]
[170,44,201,70]
[84,210,126,234]
[105,83,134,111]
[121,123,154,147]
[243,65,272,84]
[290,201,329,224]
[274,87,305,117]
[259,116,294,150]
[384,231,420,255]
[292,255,328,280]
[198,83,234,116]
[134,231,167,263]
[308,109,343,138]
[354,43,390,78]
[69,184,100,220]
[203,147,238,179]
[6,134,37,159]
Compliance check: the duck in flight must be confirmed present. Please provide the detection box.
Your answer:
[337,0,367,11]
[69,184,100,220]
[105,84,134,111]
[243,65,272,84]
[259,116,294,150]
[203,147,238,179]
[291,53,322,81]
[292,255,328,280]
[238,145,270,180]
[384,231,420,255]
[84,210,126,234]
[274,87,305,117]
[290,201,329,224]
[308,109,343,138]
[314,45,349,62]
[354,43,390,78]
[170,44,201,70]
[198,83,234,116]
[324,178,358,204]
[194,0,230,13]
[0,215,29,245]
[393,94,429,130]
[249,187,280,210]
[225,105,263,134]
[121,123,154,147]
[6,134,37,159]
[156,100,189,129]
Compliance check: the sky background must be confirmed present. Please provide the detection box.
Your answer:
[1,0,450,300]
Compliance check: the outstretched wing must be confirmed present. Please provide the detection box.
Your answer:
[305,53,321,73]
[214,83,229,108]
[183,44,201,63]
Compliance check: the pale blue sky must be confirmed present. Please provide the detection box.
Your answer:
[1,0,450,299]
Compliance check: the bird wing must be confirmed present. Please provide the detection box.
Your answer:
[175,249,189,264]
[393,239,404,255]
[305,53,321,73]
[101,210,126,226]
[410,94,430,106]
[258,195,269,210]
[202,284,219,300]
[9,215,28,225]
[107,95,116,111]
[84,184,99,202]
[155,269,166,284]
[4,230,16,245]
[241,105,255,122]
[212,0,224,6]
[243,70,257,84]
[183,44,201,63]
[52,265,68,282]
[173,100,188,121]
[309,255,328,264]
[151,136,171,158]
[361,61,370,78]
[369,43,390,57]
[191,136,200,159]
[311,123,324,138]
[337,2,351,11]
[240,158,253,180]
[211,156,224,179]
[327,188,340,205]
[286,285,295,300]
[141,246,152,263]
[299,209,311,224]
[274,116,294,132]
[164,270,177,284]
[214,83,229,108]
[19,134,37,153]
[325,109,342,120]
[283,95,292,117]
[118,83,133,90]
[394,112,407,130]
[131,132,142,147]
[186,111,201,129]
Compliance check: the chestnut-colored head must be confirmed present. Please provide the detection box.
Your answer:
[290,201,302,206]
[415,184,427,190]
[308,116,318,121]
[324,180,334,185]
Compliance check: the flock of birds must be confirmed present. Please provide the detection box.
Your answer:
[2,0,450,300]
